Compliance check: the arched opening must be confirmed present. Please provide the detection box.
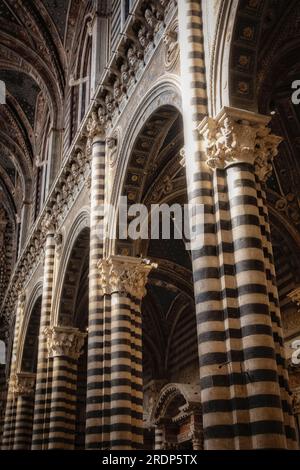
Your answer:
[115,104,201,449]
[10,293,43,450]
[151,383,203,450]
[21,297,42,374]
[57,227,90,449]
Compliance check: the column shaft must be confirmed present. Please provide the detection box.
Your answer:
[32,233,55,449]
[1,394,17,449]
[47,326,86,449]
[178,0,297,448]
[13,395,34,449]
[96,256,155,450]
[86,134,106,449]
[196,106,297,449]
[109,293,144,450]
[154,427,164,450]
[227,163,287,448]
[48,356,77,449]
[128,296,144,447]
[1,294,25,449]
[257,185,296,447]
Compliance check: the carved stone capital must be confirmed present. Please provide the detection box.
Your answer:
[197,107,282,182]
[97,256,157,300]
[41,211,56,235]
[10,373,36,397]
[44,326,87,360]
[86,107,106,140]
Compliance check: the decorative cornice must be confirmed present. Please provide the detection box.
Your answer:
[197,107,282,182]
[97,256,157,300]
[10,372,36,398]
[86,0,176,138]
[44,326,87,360]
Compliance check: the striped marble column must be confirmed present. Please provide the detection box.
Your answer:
[197,106,297,449]
[12,373,36,450]
[1,378,17,449]
[154,426,164,450]
[256,184,296,444]
[85,110,107,449]
[178,0,297,450]
[32,223,56,450]
[1,292,26,449]
[45,326,86,449]
[96,256,156,450]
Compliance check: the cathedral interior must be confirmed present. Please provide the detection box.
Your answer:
[0,0,300,451]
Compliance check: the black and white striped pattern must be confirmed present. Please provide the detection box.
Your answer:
[31,234,55,449]
[256,183,296,447]
[154,426,164,450]
[48,355,77,449]
[87,285,144,450]
[178,0,297,449]
[2,295,24,449]
[13,394,34,450]
[108,292,143,450]
[1,390,17,449]
[85,136,106,449]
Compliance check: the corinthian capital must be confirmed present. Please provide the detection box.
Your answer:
[10,372,36,397]
[97,256,157,300]
[41,211,56,235]
[197,107,282,182]
[44,326,87,360]
[86,107,106,139]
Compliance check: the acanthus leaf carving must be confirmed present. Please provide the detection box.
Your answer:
[44,326,87,360]
[197,107,282,182]
[97,256,157,300]
[10,373,36,398]
[86,107,106,140]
